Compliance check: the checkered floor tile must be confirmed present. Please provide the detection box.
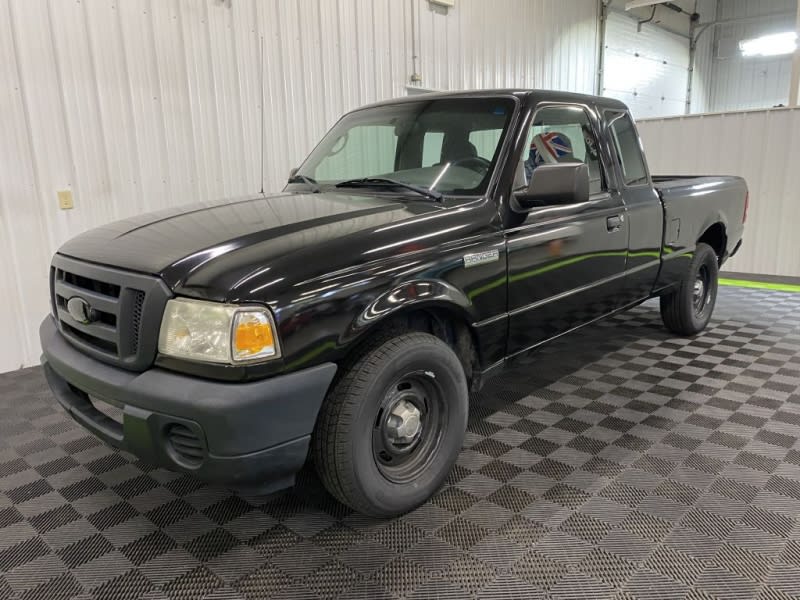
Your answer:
[2,287,800,599]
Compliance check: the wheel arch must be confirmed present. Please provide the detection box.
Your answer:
[697,221,727,264]
[343,281,483,390]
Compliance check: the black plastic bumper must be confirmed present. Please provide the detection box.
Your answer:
[40,317,337,493]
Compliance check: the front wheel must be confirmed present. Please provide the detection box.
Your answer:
[660,242,719,336]
[312,332,468,517]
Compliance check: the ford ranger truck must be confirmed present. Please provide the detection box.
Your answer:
[41,90,747,517]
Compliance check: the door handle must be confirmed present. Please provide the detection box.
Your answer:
[607,214,624,232]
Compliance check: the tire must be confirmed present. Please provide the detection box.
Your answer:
[312,332,468,517]
[660,242,719,336]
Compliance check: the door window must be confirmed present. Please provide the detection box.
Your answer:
[609,113,648,186]
[519,105,605,195]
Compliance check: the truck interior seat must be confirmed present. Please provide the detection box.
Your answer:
[439,138,478,164]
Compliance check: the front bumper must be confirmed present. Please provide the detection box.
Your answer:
[40,316,337,493]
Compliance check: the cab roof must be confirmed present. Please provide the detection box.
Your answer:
[356,89,629,113]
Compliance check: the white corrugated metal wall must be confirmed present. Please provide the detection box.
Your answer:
[690,0,719,114]
[0,0,600,372]
[703,0,798,112]
[637,107,800,278]
[600,0,799,116]
[416,0,600,92]
[602,9,691,118]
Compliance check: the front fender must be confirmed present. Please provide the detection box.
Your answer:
[347,279,477,343]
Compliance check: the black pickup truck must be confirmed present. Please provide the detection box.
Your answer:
[41,90,747,516]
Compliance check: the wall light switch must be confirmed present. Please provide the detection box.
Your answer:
[58,189,74,210]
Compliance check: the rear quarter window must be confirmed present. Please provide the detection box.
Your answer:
[609,113,648,186]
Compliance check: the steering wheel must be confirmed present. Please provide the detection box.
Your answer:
[448,156,491,174]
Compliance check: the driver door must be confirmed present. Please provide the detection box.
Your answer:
[505,103,629,357]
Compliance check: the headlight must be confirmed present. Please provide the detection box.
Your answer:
[158,298,280,364]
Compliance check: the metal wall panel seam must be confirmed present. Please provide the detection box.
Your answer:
[204,0,230,198]
[114,1,147,217]
[6,0,57,367]
[0,1,33,371]
[44,1,82,241]
[262,2,288,191]
[172,0,202,203]
[146,0,174,206]
[80,0,115,226]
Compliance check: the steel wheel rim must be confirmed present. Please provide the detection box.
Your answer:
[372,371,446,484]
[693,264,711,315]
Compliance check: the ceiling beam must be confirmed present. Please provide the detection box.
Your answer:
[625,0,669,10]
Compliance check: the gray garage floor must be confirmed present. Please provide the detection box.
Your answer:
[2,287,800,600]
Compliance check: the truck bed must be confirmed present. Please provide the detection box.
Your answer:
[651,174,747,290]
[652,174,740,189]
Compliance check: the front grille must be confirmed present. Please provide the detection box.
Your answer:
[61,270,121,298]
[166,424,205,464]
[62,322,118,354]
[131,290,145,354]
[50,254,171,371]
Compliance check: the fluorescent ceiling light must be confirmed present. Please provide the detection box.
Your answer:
[625,0,668,10]
[739,32,798,57]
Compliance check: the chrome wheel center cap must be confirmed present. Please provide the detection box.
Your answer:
[386,399,422,443]
[694,279,705,303]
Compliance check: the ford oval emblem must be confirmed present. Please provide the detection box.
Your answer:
[66,297,96,325]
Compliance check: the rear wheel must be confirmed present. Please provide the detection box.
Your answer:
[312,332,468,517]
[660,242,719,336]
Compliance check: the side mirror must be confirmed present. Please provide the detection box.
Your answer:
[513,163,590,211]
[288,167,299,180]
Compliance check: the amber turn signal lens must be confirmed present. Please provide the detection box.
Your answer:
[231,310,278,362]
[235,320,274,354]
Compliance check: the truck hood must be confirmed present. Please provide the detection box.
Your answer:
[58,191,452,300]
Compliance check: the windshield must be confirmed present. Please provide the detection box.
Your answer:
[292,97,516,197]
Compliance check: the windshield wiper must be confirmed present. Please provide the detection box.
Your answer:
[287,173,321,193]
[335,177,443,202]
